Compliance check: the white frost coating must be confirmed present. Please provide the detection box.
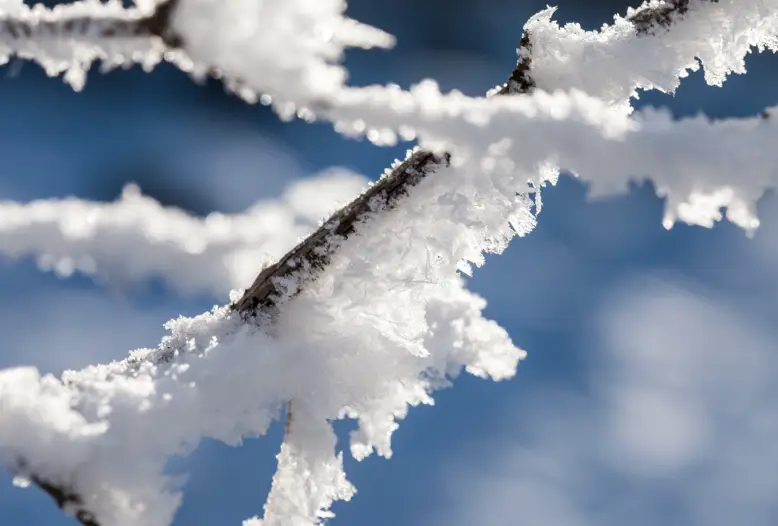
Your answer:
[166,0,778,119]
[325,82,778,234]
[524,1,778,111]
[167,0,394,116]
[0,307,270,526]
[0,155,526,525]
[244,408,356,526]
[0,0,394,104]
[306,0,778,234]
[0,0,168,90]
[0,170,368,297]
[9,0,778,122]
[7,0,778,524]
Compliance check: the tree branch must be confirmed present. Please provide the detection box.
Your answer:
[228,0,719,317]
[231,28,536,526]
[9,1,724,524]
[0,0,181,47]
[230,150,450,315]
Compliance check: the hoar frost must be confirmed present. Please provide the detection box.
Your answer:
[3,0,778,525]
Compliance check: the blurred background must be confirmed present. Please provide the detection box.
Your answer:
[3,0,778,525]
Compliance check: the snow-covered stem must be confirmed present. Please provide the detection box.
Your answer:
[0,172,369,299]
[233,49,533,524]
[232,3,736,523]
[2,14,526,525]
[0,0,395,105]
[231,0,731,320]
[2,0,775,525]
[0,0,181,89]
[0,0,180,45]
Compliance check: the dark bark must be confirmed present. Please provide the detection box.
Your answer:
[32,476,100,526]
[630,0,719,35]
[230,150,451,315]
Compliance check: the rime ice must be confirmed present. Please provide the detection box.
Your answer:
[3,1,778,525]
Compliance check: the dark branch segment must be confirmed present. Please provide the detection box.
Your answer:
[231,150,450,314]
[32,476,100,526]
[136,0,183,48]
[498,32,535,95]
[629,0,719,34]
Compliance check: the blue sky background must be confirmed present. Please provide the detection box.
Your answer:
[3,0,778,525]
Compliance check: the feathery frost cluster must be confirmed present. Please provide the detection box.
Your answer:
[1,0,778,525]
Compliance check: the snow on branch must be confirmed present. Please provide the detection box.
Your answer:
[5,0,771,119]
[232,150,450,315]
[522,0,778,110]
[10,92,777,526]
[0,27,529,526]
[0,170,368,298]
[0,146,528,525]
[320,0,778,234]
[627,0,718,34]
[4,1,778,526]
[327,84,778,234]
[0,0,394,111]
[0,0,177,90]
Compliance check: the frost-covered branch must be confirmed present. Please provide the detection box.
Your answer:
[0,146,528,525]
[522,0,776,111]
[629,0,717,34]
[0,0,180,89]
[0,0,394,110]
[0,171,367,298]
[4,1,778,526]
[232,150,449,315]
[5,0,764,117]
[0,16,524,526]
[324,0,778,233]
[269,0,778,296]
[28,472,100,526]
